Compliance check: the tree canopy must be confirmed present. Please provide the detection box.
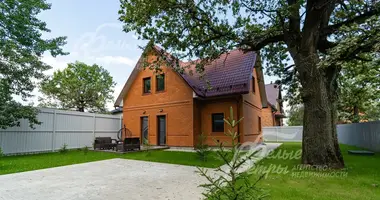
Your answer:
[0,0,67,129]
[39,61,116,112]
[119,0,380,168]
[287,105,304,126]
[338,56,380,123]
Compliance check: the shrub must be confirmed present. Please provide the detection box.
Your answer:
[58,143,68,154]
[197,107,267,200]
[195,133,210,162]
[82,146,89,155]
[143,138,152,156]
[0,147,3,157]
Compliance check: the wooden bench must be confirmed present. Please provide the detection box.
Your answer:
[123,138,141,151]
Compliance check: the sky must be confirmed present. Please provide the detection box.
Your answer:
[26,0,280,110]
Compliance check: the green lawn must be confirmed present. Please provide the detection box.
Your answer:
[0,149,223,175]
[254,143,380,200]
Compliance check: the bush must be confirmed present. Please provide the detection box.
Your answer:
[82,146,89,155]
[143,138,152,156]
[58,143,68,154]
[0,147,3,157]
[195,133,210,162]
[197,107,267,200]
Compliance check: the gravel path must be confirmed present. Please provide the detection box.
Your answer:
[0,159,205,200]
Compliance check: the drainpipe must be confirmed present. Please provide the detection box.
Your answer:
[236,96,241,144]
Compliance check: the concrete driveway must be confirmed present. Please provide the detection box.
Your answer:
[0,159,205,200]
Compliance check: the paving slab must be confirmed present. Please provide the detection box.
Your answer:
[0,143,282,200]
[0,159,205,200]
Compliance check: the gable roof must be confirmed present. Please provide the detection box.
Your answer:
[114,46,268,107]
[265,83,281,108]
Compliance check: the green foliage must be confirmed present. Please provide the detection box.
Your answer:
[142,138,152,156]
[0,147,4,157]
[0,0,67,129]
[195,133,210,162]
[58,144,68,154]
[287,105,304,126]
[337,55,380,123]
[82,146,89,155]
[39,61,116,112]
[197,107,266,200]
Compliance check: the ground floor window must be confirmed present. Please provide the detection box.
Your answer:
[212,113,224,132]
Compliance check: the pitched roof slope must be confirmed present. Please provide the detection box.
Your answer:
[180,50,257,97]
[265,83,280,106]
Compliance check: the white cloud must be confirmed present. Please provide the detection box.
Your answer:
[95,56,136,67]
[42,55,69,75]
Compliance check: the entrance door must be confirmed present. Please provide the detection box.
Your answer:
[157,116,166,145]
[141,117,148,143]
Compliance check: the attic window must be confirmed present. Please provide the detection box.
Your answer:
[143,77,151,94]
[252,76,256,93]
[156,74,165,92]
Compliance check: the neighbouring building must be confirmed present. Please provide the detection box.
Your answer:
[262,83,285,127]
[114,46,268,147]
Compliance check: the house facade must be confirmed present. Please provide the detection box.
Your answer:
[262,83,285,127]
[114,46,268,147]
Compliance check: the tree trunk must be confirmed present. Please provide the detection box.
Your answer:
[296,55,345,169]
[353,106,359,123]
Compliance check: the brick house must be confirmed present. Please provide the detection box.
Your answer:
[262,83,285,127]
[114,46,268,147]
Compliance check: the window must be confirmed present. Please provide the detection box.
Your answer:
[252,76,256,93]
[212,113,224,132]
[258,117,262,132]
[156,74,165,92]
[143,77,151,94]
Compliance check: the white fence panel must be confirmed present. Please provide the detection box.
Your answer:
[263,126,303,142]
[263,121,380,152]
[337,121,380,152]
[0,108,122,155]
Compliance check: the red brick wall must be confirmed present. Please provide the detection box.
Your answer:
[123,52,194,147]
[240,68,263,143]
[262,107,275,127]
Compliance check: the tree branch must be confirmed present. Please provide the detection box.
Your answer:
[322,8,380,36]
[241,34,285,51]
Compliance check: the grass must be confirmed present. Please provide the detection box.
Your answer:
[0,149,224,175]
[252,143,380,200]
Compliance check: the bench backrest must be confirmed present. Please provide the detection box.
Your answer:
[95,137,112,143]
[124,137,140,145]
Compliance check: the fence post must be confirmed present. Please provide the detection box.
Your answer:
[51,110,57,152]
[93,114,96,142]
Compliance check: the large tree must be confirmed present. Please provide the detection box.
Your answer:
[0,0,67,129]
[287,56,380,124]
[40,61,116,112]
[119,0,380,168]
